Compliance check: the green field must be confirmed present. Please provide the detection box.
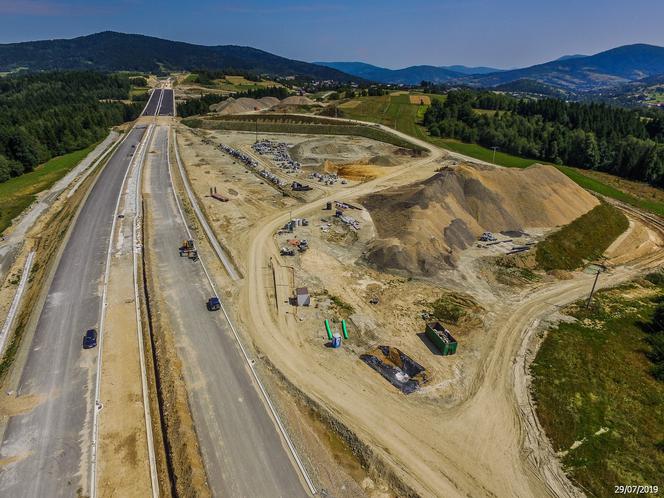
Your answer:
[535,203,629,270]
[0,144,98,234]
[129,87,149,97]
[183,73,281,93]
[645,92,664,104]
[532,281,664,496]
[338,93,664,217]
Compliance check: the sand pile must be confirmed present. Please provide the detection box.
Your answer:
[258,96,280,107]
[361,163,599,275]
[209,95,317,115]
[279,95,316,106]
[210,97,272,114]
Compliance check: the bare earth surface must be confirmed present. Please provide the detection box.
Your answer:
[176,121,664,497]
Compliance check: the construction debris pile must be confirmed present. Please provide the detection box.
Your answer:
[217,142,287,188]
[360,346,428,394]
[333,201,361,230]
[252,140,302,174]
[308,171,341,186]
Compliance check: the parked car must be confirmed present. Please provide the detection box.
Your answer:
[83,329,97,349]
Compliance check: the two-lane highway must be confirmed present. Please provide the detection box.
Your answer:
[0,126,146,497]
[145,126,308,497]
[158,89,174,116]
[142,88,163,116]
[0,88,166,497]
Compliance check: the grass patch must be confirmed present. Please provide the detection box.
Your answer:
[329,294,355,315]
[427,291,481,325]
[536,203,629,271]
[531,282,664,496]
[430,299,464,324]
[0,144,98,235]
[436,139,536,168]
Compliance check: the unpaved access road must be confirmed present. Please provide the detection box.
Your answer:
[145,125,309,497]
[235,125,664,497]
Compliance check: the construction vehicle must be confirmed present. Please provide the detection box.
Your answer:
[207,297,221,311]
[280,247,295,256]
[179,239,198,260]
[291,181,312,191]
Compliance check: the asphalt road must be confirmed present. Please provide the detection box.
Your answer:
[0,126,147,497]
[145,126,307,497]
[142,89,163,116]
[158,89,174,116]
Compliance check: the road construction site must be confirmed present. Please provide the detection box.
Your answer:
[173,117,664,498]
[2,84,664,498]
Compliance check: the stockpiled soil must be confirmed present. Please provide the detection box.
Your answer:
[361,163,600,275]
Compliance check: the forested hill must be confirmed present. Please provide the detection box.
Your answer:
[0,71,143,183]
[0,31,356,81]
[459,44,664,92]
[423,90,664,186]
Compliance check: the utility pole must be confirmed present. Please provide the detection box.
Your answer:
[491,146,499,164]
[585,269,601,309]
[255,115,258,143]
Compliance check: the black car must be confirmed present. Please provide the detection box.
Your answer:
[83,329,97,349]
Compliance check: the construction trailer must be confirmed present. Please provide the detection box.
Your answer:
[425,322,458,355]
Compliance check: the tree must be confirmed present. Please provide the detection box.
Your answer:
[583,132,601,169]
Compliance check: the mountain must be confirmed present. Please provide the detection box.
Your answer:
[493,79,568,98]
[554,54,587,62]
[0,31,357,81]
[444,65,504,75]
[316,61,504,84]
[459,44,664,92]
[315,61,463,84]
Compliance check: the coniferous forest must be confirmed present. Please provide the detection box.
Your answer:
[0,71,144,183]
[423,90,664,186]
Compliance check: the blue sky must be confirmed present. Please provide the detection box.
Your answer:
[1,0,663,68]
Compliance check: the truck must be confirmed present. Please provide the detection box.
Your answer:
[291,181,312,191]
[179,239,198,260]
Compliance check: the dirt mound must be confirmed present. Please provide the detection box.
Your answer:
[361,163,599,275]
[258,96,280,107]
[279,95,315,106]
[210,97,270,115]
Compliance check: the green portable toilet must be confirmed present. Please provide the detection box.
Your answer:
[425,322,458,356]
